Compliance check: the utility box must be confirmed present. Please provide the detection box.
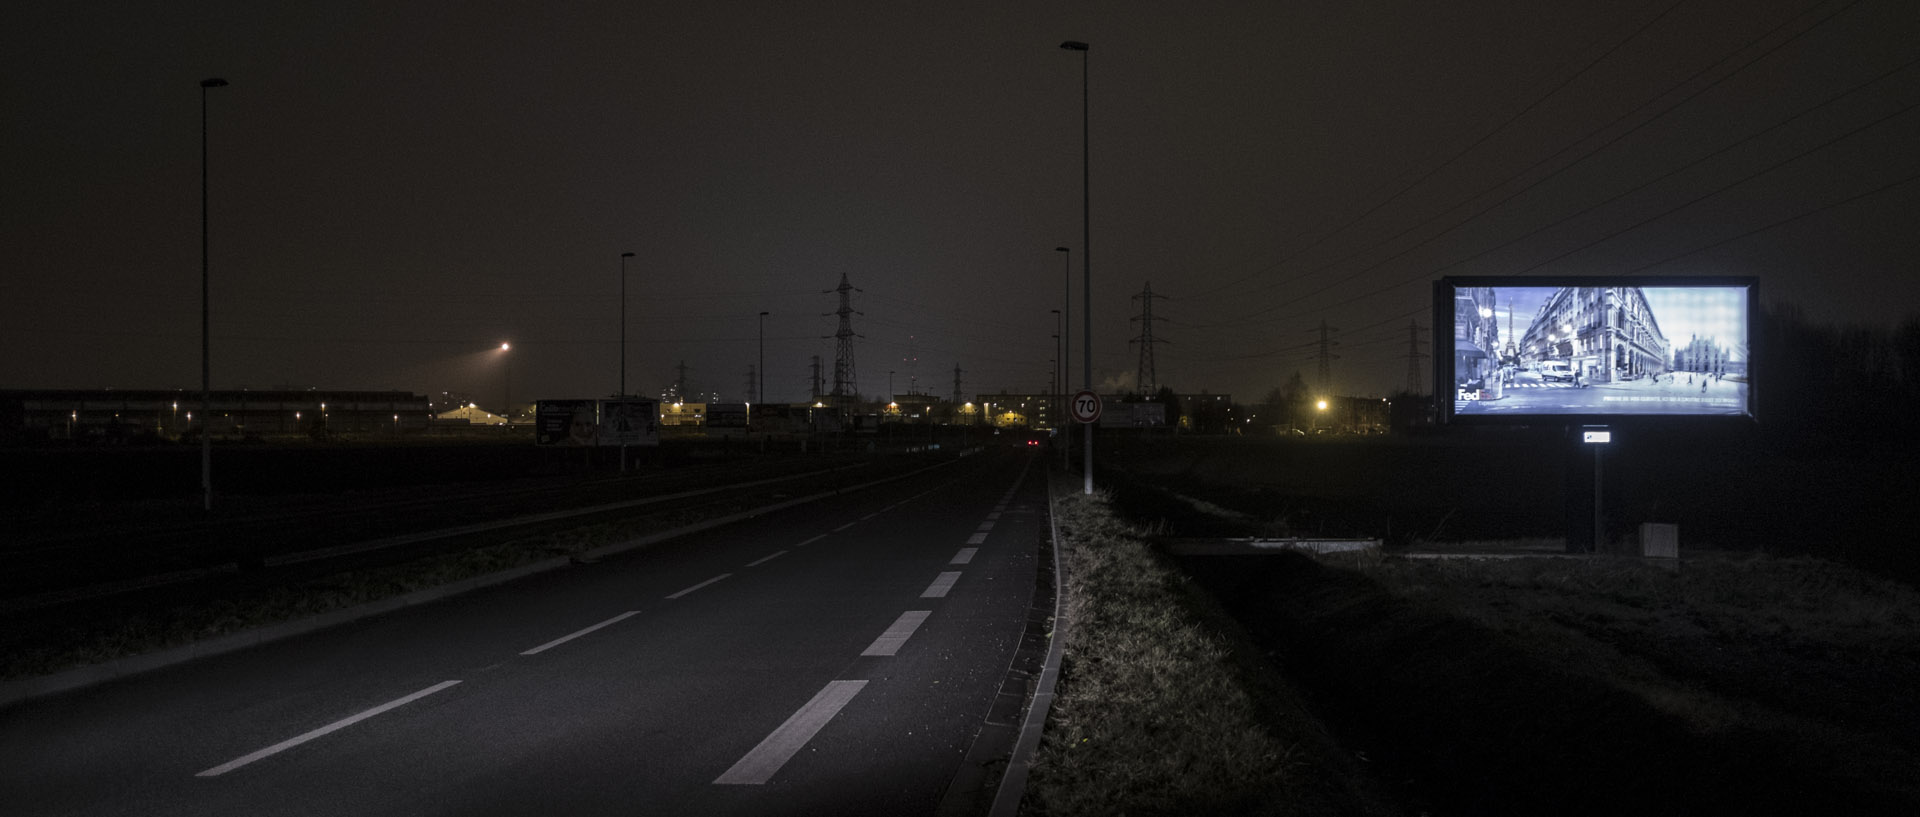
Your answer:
[1640,523,1679,559]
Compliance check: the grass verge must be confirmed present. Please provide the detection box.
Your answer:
[1022,488,1394,816]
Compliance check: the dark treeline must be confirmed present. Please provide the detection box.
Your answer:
[1755,303,1920,453]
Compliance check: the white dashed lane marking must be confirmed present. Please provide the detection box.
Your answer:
[714,681,868,785]
[921,571,961,599]
[861,611,932,657]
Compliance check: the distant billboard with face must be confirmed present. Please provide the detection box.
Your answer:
[1433,277,1755,424]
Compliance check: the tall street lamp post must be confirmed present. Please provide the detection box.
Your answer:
[759,311,769,405]
[1060,41,1091,494]
[199,77,227,512]
[1054,246,1070,469]
[501,342,512,421]
[620,252,634,398]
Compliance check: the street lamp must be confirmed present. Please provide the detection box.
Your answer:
[620,252,634,398]
[500,342,512,421]
[759,311,769,405]
[1050,311,1062,418]
[1059,41,1091,493]
[199,76,227,512]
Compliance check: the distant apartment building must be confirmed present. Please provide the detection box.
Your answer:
[1452,285,1502,395]
[1518,288,1670,384]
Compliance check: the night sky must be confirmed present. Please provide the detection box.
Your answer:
[6,1,1916,404]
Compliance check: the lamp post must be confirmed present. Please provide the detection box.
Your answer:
[759,311,769,405]
[500,342,512,421]
[620,251,634,398]
[1055,247,1070,469]
[1059,41,1091,494]
[199,77,227,512]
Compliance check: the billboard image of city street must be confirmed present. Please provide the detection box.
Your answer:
[1436,277,1754,422]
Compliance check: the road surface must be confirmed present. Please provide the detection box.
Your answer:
[1,449,1046,816]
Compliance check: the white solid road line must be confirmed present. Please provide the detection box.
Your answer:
[833,521,858,532]
[747,551,788,567]
[967,532,988,545]
[196,680,462,777]
[667,573,733,600]
[520,611,641,656]
[795,534,827,547]
[714,680,868,785]
[950,547,978,565]
[861,610,932,656]
[921,571,962,599]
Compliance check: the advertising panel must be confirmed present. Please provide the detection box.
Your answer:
[535,400,599,446]
[706,403,749,429]
[1434,276,1755,424]
[597,399,659,446]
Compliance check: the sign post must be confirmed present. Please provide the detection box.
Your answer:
[1070,390,1101,494]
[1582,425,1610,553]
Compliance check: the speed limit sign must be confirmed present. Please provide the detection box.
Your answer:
[1070,390,1102,424]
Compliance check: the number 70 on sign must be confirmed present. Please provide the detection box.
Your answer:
[1070,390,1102,424]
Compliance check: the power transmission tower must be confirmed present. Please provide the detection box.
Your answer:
[1405,321,1430,394]
[1313,320,1341,394]
[824,274,863,407]
[952,364,963,404]
[1129,282,1169,395]
[670,361,690,402]
[809,355,823,401]
[745,365,757,403]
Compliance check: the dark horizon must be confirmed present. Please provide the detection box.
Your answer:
[6,1,1916,404]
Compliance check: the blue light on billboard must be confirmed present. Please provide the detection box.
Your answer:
[1435,277,1755,423]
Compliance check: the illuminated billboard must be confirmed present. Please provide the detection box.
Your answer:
[1433,277,1755,423]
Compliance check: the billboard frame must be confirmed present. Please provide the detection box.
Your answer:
[1433,275,1758,427]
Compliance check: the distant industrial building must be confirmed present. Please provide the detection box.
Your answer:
[0,388,431,443]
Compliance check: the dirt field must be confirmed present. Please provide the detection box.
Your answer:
[1090,434,1920,815]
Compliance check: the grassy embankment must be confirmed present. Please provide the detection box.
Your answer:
[1022,488,1394,817]
[1185,546,1920,815]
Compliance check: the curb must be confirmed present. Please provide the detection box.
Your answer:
[987,468,1075,816]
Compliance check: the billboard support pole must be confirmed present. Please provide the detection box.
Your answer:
[1580,426,1611,553]
[1593,442,1603,553]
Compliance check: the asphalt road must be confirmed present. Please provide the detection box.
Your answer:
[1,448,1046,816]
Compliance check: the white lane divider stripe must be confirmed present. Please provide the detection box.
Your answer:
[950,548,977,565]
[833,521,858,532]
[196,680,462,777]
[860,512,880,521]
[747,551,788,567]
[714,680,868,785]
[967,532,988,545]
[667,573,732,599]
[921,571,962,598]
[521,611,641,656]
[795,534,826,547]
[976,521,995,532]
[986,512,1001,520]
[861,610,932,656]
